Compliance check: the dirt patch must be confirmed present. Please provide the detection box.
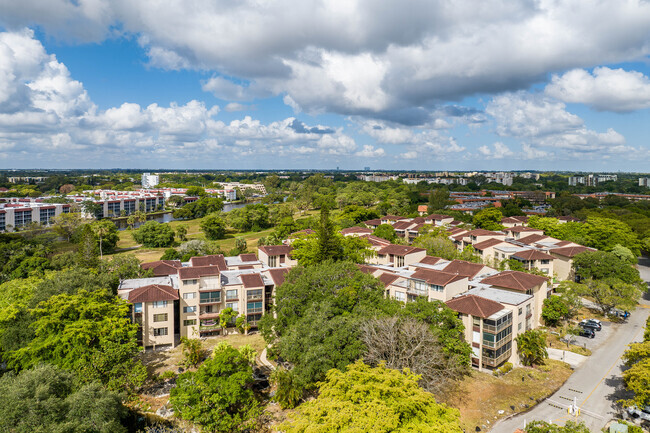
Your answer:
[442,359,573,433]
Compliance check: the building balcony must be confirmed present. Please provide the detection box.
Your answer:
[199,286,220,292]
[482,336,512,350]
[482,349,512,368]
[246,295,263,301]
[483,319,512,334]
[200,298,221,304]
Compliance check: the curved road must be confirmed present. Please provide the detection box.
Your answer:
[490,256,650,433]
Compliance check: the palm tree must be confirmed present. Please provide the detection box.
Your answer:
[515,329,548,366]
[92,223,110,259]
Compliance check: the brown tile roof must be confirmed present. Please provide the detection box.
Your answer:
[359,234,392,247]
[239,253,258,262]
[238,265,254,270]
[258,245,293,256]
[392,221,413,230]
[363,218,382,226]
[411,217,426,224]
[378,272,400,287]
[481,271,548,292]
[426,214,452,221]
[268,268,290,286]
[141,260,182,276]
[378,244,426,256]
[411,269,466,286]
[357,264,379,274]
[548,245,593,257]
[508,226,544,233]
[178,265,221,280]
[554,240,572,247]
[240,273,264,288]
[511,249,555,261]
[501,217,522,224]
[466,229,503,237]
[446,294,504,318]
[447,227,467,235]
[512,216,529,222]
[340,226,373,235]
[190,254,227,270]
[472,238,505,251]
[443,260,488,279]
[419,255,444,265]
[517,234,548,245]
[128,284,179,303]
[382,215,404,220]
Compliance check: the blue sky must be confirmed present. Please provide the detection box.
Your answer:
[0,1,649,171]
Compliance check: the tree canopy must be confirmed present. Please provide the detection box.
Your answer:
[282,361,463,433]
[515,329,548,366]
[132,221,176,247]
[201,213,227,240]
[472,207,504,231]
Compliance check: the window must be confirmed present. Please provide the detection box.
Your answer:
[183,279,198,285]
[247,301,263,313]
[153,313,168,322]
[153,327,168,336]
[152,301,168,308]
[226,302,239,312]
[247,289,263,301]
[472,317,481,327]
[518,307,523,316]
[200,291,221,303]
[226,289,238,301]
[183,319,196,326]
[183,292,196,300]
[541,259,550,264]
[133,303,143,313]
[394,291,405,302]
[268,256,277,267]
[183,306,196,313]
[395,256,405,267]
[518,322,522,331]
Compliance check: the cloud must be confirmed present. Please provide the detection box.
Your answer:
[224,102,252,112]
[3,1,650,122]
[477,142,514,159]
[486,91,644,159]
[545,67,650,112]
[355,145,385,157]
[288,118,334,135]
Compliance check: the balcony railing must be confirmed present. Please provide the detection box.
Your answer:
[246,294,263,301]
[482,349,512,367]
[200,297,221,304]
[483,318,512,334]
[482,336,512,349]
[199,285,220,292]
[200,323,221,331]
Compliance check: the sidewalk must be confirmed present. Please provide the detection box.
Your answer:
[547,348,588,369]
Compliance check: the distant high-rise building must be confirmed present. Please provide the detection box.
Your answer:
[640,178,650,187]
[141,173,159,189]
[364,166,370,171]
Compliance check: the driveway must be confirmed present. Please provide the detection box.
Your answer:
[490,256,650,432]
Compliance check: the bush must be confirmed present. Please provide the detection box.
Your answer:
[160,248,181,260]
[271,368,303,409]
[132,221,175,248]
[200,213,227,240]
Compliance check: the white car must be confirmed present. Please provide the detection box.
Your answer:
[627,405,650,422]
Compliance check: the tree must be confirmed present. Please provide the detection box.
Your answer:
[572,278,642,315]
[271,367,304,409]
[515,329,548,366]
[132,221,176,247]
[541,295,569,327]
[176,224,188,241]
[52,212,83,241]
[525,420,590,433]
[82,201,103,219]
[76,224,99,268]
[170,343,260,433]
[292,232,375,266]
[428,188,453,213]
[472,207,504,231]
[0,365,127,433]
[6,290,147,393]
[161,248,181,260]
[412,228,461,261]
[281,361,462,433]
[621,318,650,408]
[126,214,136,230]
[185,186,207,197]
[219,307,238,334]
[316,205,340,262]
[91,220,118,259]
[611,244,637,265]
[573,250,641,284]
[201,214,227,240]
[373,224,397,242]
[362,316,466,397]
[180,337,206,368]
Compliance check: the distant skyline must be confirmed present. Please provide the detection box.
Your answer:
[0,1,649,170]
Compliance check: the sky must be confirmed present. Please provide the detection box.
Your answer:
[0,1,649,171]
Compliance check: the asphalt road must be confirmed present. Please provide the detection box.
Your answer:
[490,256,650,433]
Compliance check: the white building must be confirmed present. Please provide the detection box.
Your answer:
[142,173,159,189]
[639,178,650,188]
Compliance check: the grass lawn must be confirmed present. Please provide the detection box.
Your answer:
[546,332,592,356]
[442,359,573,433]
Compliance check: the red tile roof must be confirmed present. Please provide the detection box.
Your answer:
[508,226,544,233]
[141,260,182,276]
[443,260,488,279]
[268,268,290,286]
[548,245,593,258]
[426,214,452,221]
[189,254,227,270]
[378,272,400,287]
[410,268,466,286]
[178,265,221,280]
[240,273,264,288]
[446,294,504,318]
[417,205,428,212]
[517,234,548,245]
[466,229,503,237]
[481,271,548,292]
[128,284,179,303]
[358,234,392,247]
[378,244,426,256]
[258,245,293,256]
[392,221,413,230]
[363,219,382,226]
[340,226,373,235]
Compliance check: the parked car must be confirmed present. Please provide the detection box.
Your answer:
[580,319,602,331]
[610,309,630,319]
[627,405,650,422]
[578,328,595,339]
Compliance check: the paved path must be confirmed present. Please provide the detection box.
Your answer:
[260,347,275,370]
[490,256,650,432]
[547,348,587,369]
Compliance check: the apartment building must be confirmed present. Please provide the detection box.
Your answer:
[0,201,72,231]
[370,244,427,267]
[141,173,159,189]
[258,245,296,267]
[547,246,595,281]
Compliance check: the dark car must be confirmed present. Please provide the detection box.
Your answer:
[580,319,602,331]
[578,328,595,339]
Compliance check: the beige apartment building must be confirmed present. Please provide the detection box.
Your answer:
[124,283,178,349]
